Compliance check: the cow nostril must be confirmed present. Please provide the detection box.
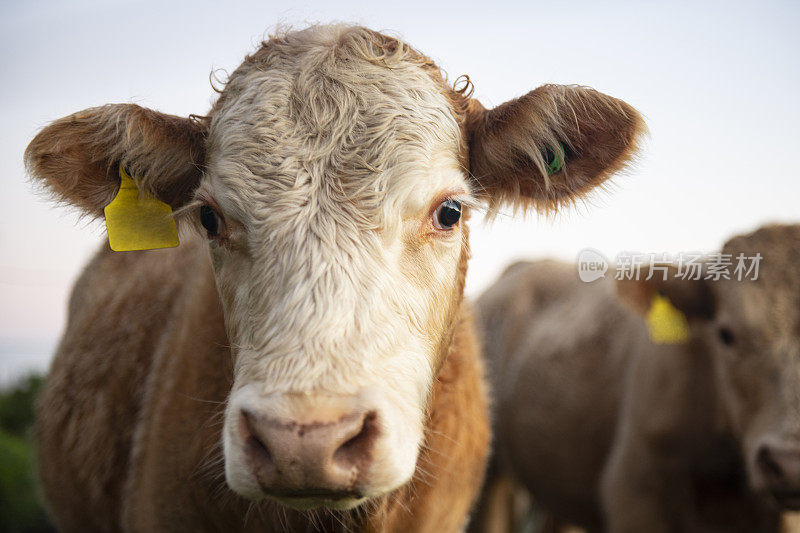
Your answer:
[241,410,274,473]
[758,446,785,484]
[333,411,379,469]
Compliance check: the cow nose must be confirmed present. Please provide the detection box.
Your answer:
[239,408,379,497]
[756,441,800,509]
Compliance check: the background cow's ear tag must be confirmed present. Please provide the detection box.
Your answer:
[646,293,690,345]
[104,167,179,251]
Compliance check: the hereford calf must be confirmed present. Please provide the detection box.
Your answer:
[477,224,800,532]
[26,24,644,532]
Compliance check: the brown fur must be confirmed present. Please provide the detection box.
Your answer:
[465,85,646,214]
[27,24,644,532]
[474,225,800,532]
[24,105,206,217]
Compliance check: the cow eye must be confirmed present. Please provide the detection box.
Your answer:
[199,205,221,236]
[718,326,736,347]
[433,199,462,230]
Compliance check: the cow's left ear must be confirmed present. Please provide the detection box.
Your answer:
[465,84,646,211]
[616,266,716,320]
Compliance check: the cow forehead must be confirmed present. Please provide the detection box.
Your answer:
[717,269,800,349]
[204,26,467,228]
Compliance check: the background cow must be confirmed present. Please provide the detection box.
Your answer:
[26,24,644,531]
[475,224,800,532]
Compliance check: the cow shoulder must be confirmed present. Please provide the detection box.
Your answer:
[36,233,212,531]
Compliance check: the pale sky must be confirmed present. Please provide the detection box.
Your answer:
[2,0,799,380]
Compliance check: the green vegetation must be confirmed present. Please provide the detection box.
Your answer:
[0,374,54,533]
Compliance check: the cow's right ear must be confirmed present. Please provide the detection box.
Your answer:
[25,104,206,218]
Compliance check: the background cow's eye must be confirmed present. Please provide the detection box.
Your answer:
[200,205,221,236]
[433,199,462,230]
[718,326,736,347]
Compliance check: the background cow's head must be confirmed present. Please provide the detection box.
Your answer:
[618,224,800,510]
[25,25,644,510]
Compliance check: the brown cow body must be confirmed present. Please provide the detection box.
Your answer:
[476,259,628,530]
[478,225,800,532]
[37,232,489,532]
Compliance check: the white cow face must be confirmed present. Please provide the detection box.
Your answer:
[204,28,472,507]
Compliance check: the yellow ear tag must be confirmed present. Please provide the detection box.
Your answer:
[104,167,179,251]
[646,293,690,345]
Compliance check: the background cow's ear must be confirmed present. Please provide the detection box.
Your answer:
[25,104,206,218]
[465,84,646,212]
[616,266,716,320]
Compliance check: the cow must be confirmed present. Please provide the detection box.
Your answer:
[26,24,644,532]
[474,224,800,532]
